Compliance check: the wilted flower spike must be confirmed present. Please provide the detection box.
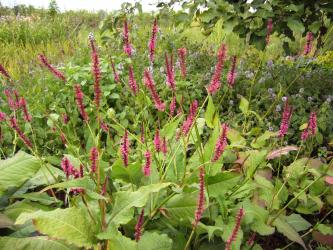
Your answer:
[74,84,89,122]
[193,166,205,227]
[135,209,145,241]
[225,208,245,250]
[303,32,313,56]
[128,65,139,95]
[143,69,166,111]
[0,64,10,78]
[149,18,158,64]
[278,101,293,138]
[207,43,227,94]
[9,117,33,148]
[165,52,175,91]
[227,56,237,87]
[266,19,273,45]
[154,129,161,152]
[19,97,32,122]
[177,48,187,79]
[38,54,66,81]
[121,130,129,167]
[142,151,151,176]
[90,147,98,173]
[212,123,228,162]
[88,33,102,108]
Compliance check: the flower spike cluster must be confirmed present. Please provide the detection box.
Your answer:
[207,43,227,94]
[74,84,89,122]
[278,101,293,138]
[165,52,175,91]
[303,32,313,56]
[38,54,66,81]
[143,69,166,111]
[177,48,187,79]
[149,18,158,64]
[121,130,130,167]
[212,123,229,162]
[142,151,152,176]
[193,166,205,227]
[225,208,245,250]
[227,56,237,87]
[89,33,102,108]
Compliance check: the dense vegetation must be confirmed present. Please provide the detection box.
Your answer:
[0,1,333,249]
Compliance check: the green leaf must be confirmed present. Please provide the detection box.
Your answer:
[0,214,14,229]
[4,200,51,221]
[205,96,218,128]
[40,177,95,192]
[16,207,97,248]
[287,18,305,34]
[197,223,223,240]
[138,231,173,250]
[273,216,306,249]
[97,226,137,249]
[239,95,249,115]
[0,151,41,195]
[11,192,61,205]
[110,183,171,225]
[251,131,278,149]
[317,224,333,235]
[285,214,312,232]
[0,236,77,250]
[111,160,143,185]
[161,117,182,140]
[207,172,241,198]
[227,128,246,147]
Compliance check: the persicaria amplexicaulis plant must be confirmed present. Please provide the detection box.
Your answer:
[303,32,313,55]
[142,151,151,176]
[178,99,198,138]
[9,116,33,148]
[123,19,133,57]
[90,147,98,173]
[143,69,166,111]
[111,59,120,83]
[74,84,89,122]
[38,54,66,81]
[161,137,167,156]
[61,157,74,179]
[169,95,176,116]
[192,166,205,227]
[0,64,10,78]
[165,52,175,91]
[278,100,293,138]
[225,208,245,250]
[19,97,32,122]
[301,111,317,141]
[227,55,237,88]
[0,112,6,122]
[177,47,187,79]
[154,129,161,152]
[128,65,139,95]
[135,209,145,241]
[149,18,158,65]
[121,130,129,167]
[212,123,229,162]
[266,18,273,45]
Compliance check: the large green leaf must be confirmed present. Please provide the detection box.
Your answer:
[0,236,77,250]
[285,214,311,232]
[273,216,306,249]
[16,207,97,248]
[138,232,173,250]
[205,96,218,128]
[109,183,171,225]
[11,192,61,206]
[207,172,241,198]
[97,226,137,249]
[0,151,41,195]
[40,177,95,192]
[111,159,143,185]
[239,95,249,115]
[287,18,305,34]
[4,200,51,221]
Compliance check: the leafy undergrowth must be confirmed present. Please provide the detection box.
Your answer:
[0,16,333,250]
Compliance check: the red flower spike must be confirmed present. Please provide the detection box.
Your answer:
[154,129,161,152]
[135,209,145,242]
[142,151,152,177]
[149,18,158,64]
[19,97,32,122]
[265,19,273,45]
[193,166,205,227]
[74,84,89,122]
[178,100,198,138]
[123,19,133,57]
[143,69,166,111]
[177,48,187,79]
[101,177,108,195]
[61,157,74,179]
[165,52,175,91]
[111,60,120,83]
[227,56,237,88]
[278,101,293,138]
[9,117,33,148]
[90,147,98,173]
[121,130,129,167]
[162,137,167,156]
[0,64,10,78]
[0,112,6,122]
[128,65,139,95]
[89,33,102,108]
[225,208,245,250]
[303,32,313,56]
[169,95,176,116]
[212,123,229,162]
[207,43,227,94]
[38,54,66,81]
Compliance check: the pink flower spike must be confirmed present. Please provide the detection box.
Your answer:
[111,60,120,83]
[309,111,317,136]
[165,52,175,91]
[149,18,158,64]
[142,151,152,177]
[74,84,89,122]
[193,166,205,227]
[90,147,99,173]
[0,112,6,122]
[3,89,17,111]
[100,121,109,133]
[169,95,176,116]
[0,64,10,78]
[101,177,108,195]
[128,65,139,95]
[140,123,145,143]
[61,157,74,179]
[178,100,198,138]
[135,209,145,242]
[62,113,69,124]
[177,48,187,79]
[154,129,161,152]
[143,69,166,111]
[19,97,32,122]
[123,19,133,57]
[227,56,237,88]
[89,33,102,108]
[278,101,293,138]
[212,123,229,162]
[38,54,66,81]
[207,43,227,94]
[121,130,129,167]
[303,32,313,56]
[225,208,245,250]
[162,137,168,156]
[9,116,33,148]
